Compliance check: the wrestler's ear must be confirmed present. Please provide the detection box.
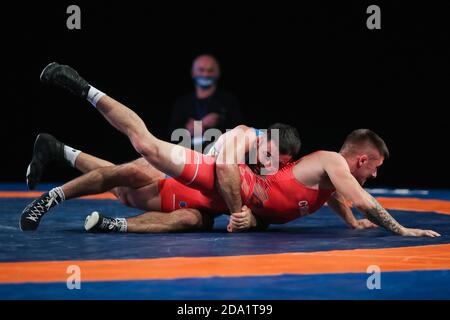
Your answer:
[358,155,369,167]
[254,136,262,150]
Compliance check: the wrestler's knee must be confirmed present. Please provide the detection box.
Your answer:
[116,163,139,180]
[114,187,132,207]
[114,162,148,186]
[130,132,159,160]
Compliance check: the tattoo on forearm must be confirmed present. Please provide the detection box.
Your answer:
[364,197,404,234]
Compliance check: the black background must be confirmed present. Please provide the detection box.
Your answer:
[1,1,449,188]
[2,300,448,318]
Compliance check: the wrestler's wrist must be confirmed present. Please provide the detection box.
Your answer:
[398,226,408,236]
[347,217,359,229]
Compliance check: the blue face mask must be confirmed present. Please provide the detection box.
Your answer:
[193,76,217,89]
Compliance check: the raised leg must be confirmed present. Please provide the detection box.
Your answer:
[74,152,115,173]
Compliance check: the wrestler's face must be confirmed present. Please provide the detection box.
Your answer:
[279,154,293,168]
[352,152,384,185]
[257,138,293,173]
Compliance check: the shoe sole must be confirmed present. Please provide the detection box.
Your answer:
[25,133,46,190]
[19,220,35,232]
[19,214,36,232]
[40,62,58,82]
[85,211,100,232]
[25,164,32,190]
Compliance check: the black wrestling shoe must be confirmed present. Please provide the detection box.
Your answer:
[20,190,63,231]
[26,133,65,190]
[84,212,126,233]
[40,62,90,99]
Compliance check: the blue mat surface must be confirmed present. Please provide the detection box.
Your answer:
[1,185,450,299]
[1,271,449,300]
[1,198,449,262]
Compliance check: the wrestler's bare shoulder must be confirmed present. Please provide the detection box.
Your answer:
[299,150,344,165]
[292,151,346,187]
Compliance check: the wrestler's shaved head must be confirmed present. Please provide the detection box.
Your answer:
[341,129,389,159]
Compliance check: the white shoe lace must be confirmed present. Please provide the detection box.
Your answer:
[99,217,121,231]
[25,196,59,222]
[108,219,119,230]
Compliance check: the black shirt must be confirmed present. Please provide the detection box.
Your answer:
[169,90,243,137]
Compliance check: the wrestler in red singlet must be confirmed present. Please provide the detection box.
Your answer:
[159,149,335,224]
[241,160,335,224]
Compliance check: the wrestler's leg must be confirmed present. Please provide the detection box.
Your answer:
[93,96,215,192]
[125,209,214,233]
[41,64,215,191]
[20,161,162,230]
[25,131,155,188]
[25,133,116,190]
[60,162,158,199]
[62,156,165,207]
[84,207,215,233]
[21,160,214,233]
[26,133,165,206]
[74,152,115,173]
[56,144,164,207]
[110,168,164,211]
[73,151,152,176]
[95,96,187,178]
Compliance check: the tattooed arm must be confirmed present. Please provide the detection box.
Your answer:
[323,152,440,237]
[362,195,440,236]
[363,195,403,233]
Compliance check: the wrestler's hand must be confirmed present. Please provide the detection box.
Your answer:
[351,219,378,229]
[227,206,256,233]
[399,228,441,237]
